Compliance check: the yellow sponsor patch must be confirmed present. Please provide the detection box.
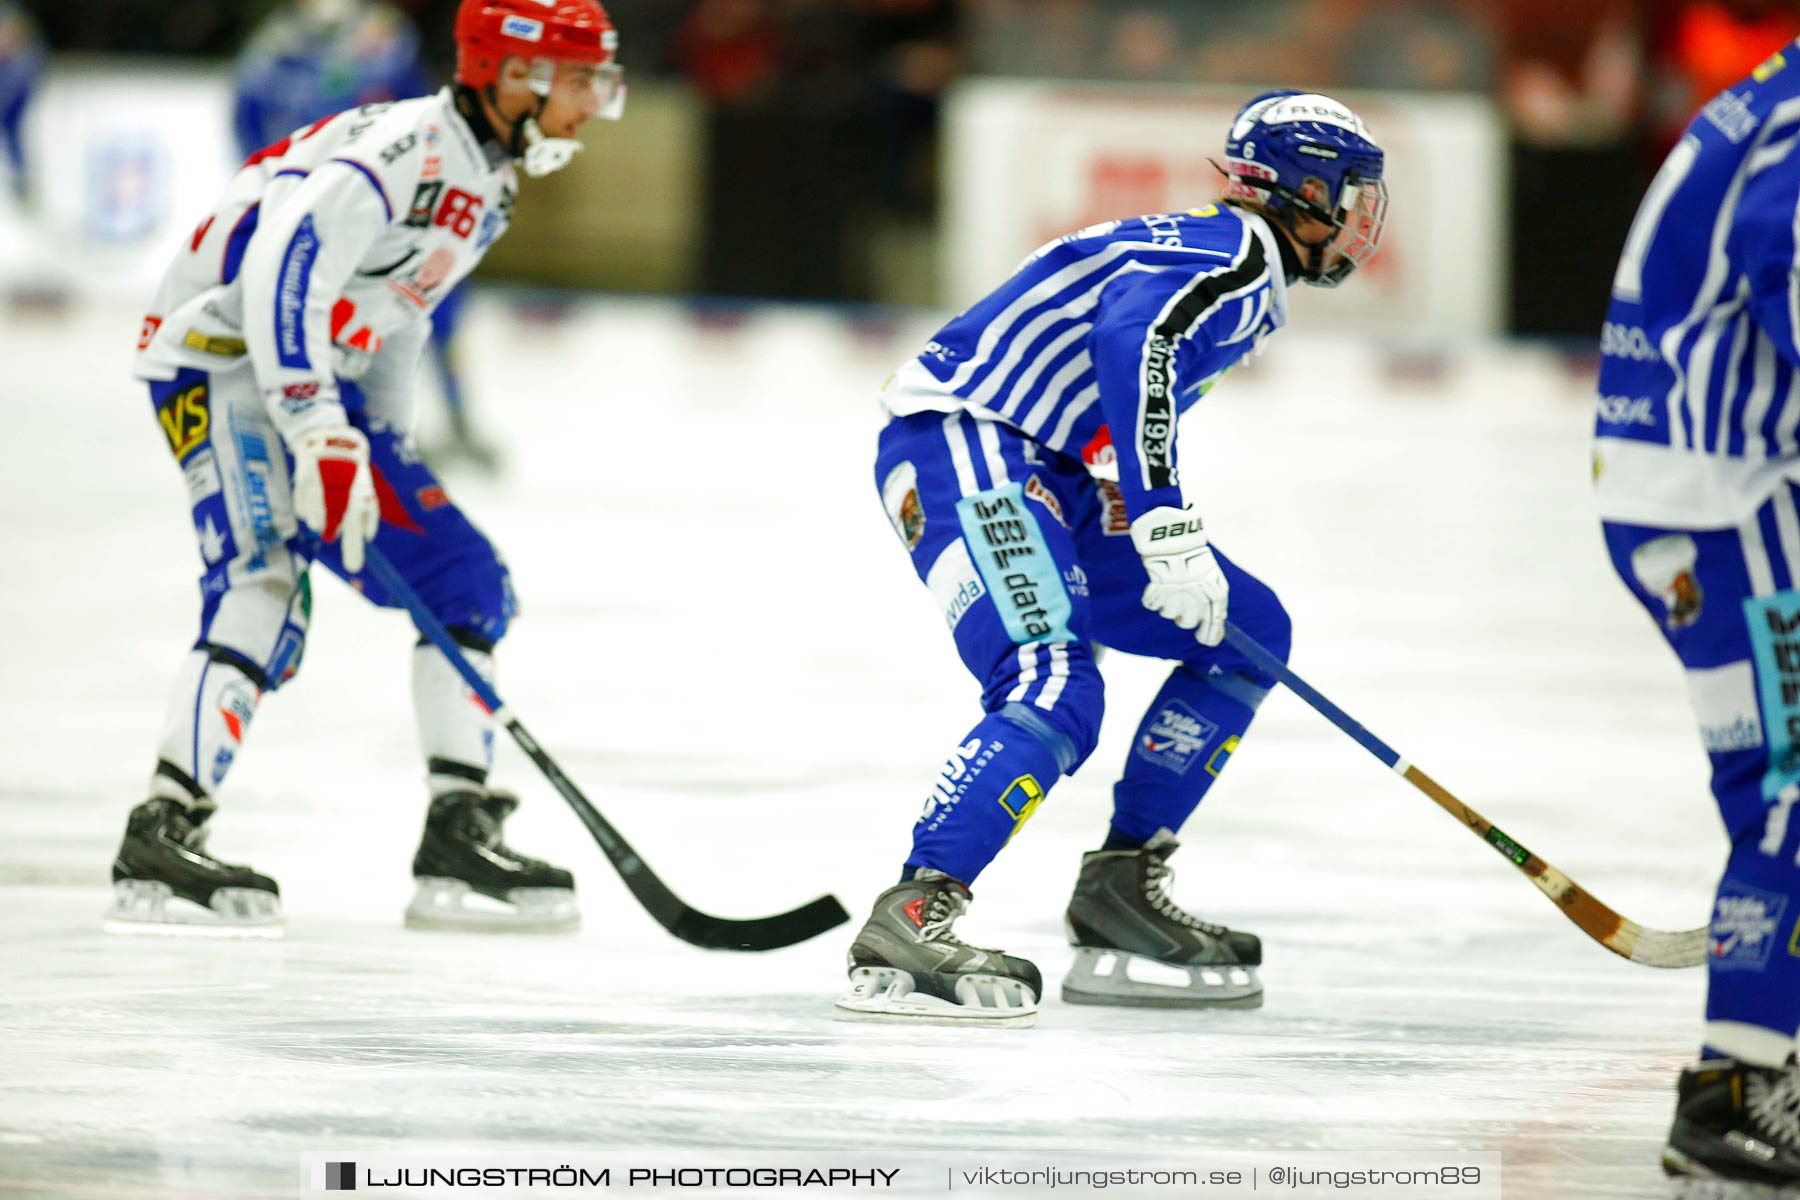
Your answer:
[1755,50,1787,83]
[997,774,1046,840]
[156,381,210,461]
[1205,735,1240,778]
[182,330,247,357]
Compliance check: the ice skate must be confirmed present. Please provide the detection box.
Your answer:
[104,798,283,938]
[1662,1056,1800,1191]
[834,870,1041,1028]
[1061,828,1261,1008]
[405,790,579,933]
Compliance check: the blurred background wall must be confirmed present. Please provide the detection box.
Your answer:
[7,0,1800,340]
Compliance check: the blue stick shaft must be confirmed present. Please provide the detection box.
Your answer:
[364,546,506,716]
[1222,622,1403,771]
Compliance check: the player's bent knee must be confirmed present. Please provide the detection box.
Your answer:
[1180,660,1273,713]
[198,569,311,693]
[993,702,1094,777]
[981,645,1104,774]
[421,545,516,646]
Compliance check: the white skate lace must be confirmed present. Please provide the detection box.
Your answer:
[1747,1061,1800,1147]
[1143,859,1230,937]
[918,886,971,944]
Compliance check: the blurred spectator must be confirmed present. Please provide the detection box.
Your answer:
[1299,0,1495,92]
[1105,8,1181,82]
[1653,0,1800,144]
[1489,0,1646,144]
[673,0,783,106]
[0,1,43,199]
[233,0,433,156]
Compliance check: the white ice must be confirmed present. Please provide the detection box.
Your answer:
[0,296,1731,1198]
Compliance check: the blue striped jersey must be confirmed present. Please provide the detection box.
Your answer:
[883,204,1286,518]
[1596,38,1800,527]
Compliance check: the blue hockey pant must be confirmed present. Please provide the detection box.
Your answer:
[1606,484,1800,1066]
[876,410,1291,885]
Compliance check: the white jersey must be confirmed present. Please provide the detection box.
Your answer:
[134,87,516,440]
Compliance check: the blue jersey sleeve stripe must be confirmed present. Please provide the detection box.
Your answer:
[324,157,394,222]
[220,201,261,286]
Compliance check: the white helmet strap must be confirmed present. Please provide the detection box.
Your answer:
[520,118,582,178]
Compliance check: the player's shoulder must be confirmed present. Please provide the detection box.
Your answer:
[1690,41,1800,150]
[327,93,445,169]
[1124,204,1268,273]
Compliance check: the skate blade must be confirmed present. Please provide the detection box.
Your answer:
[404,879,580,934]
[102,881,284,940]
[832,966,1037,1028]
[1061,947,1262,1009]
[1662,1147,1800,1197]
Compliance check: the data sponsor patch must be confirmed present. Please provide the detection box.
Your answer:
[925,539,985,633]
[1744,591,1800,799]
[956,483,1072,645]
[1134,700,1218,775]
[1710,882,1788,970]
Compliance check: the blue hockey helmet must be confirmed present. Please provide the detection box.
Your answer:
[1221,91,1388,288]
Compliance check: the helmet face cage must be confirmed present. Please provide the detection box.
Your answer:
[1221,92,1388,287]
[1318,173,1388,287]
[523,56,626,120]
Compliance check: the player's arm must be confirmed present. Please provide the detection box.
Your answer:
[239,140,420,439]
[1731,155,1800,370]
[1090,241,1271,644]
[238,145,421,569]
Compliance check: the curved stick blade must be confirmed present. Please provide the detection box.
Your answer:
[668,894,851,952]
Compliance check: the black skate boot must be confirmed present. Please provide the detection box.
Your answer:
[405,790,579,933]
[1062,828,1261,1008]
[104,797,283,938]
[1662,1056,1800,1189]
[833,870,1041,1027]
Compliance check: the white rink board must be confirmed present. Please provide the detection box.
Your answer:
[942,80,1507,339]
[0,295,1734,1198]
[0,59,236,298]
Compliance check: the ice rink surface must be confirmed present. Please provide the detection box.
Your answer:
[0,296,1738,1198]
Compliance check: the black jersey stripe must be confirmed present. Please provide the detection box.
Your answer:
[1139,230,1271,492]
[1154,232,1269,341]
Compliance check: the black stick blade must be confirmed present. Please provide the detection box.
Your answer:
[667,893,850,951]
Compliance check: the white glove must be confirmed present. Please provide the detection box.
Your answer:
[290,426,378,573]
[1130,504,1229,646]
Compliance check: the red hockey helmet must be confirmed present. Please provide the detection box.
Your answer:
[454,0,619,90]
